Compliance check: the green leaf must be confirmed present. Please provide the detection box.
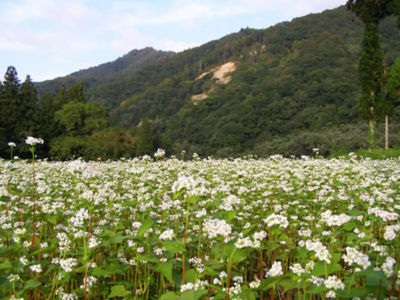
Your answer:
[160,291,180,300]
[109,234,126,244]
[181,289,208,300]
[231,248,249,263]
[312,262,341,276]
[46,215,58,225]
[365,270,389,290]
[108,285,131,298]
[162,240,186,253]
[156,262,174,283]
[0,260,12,270]
[138,218,154,237]
[186,195,201,204]
[185,268,196,284]
[342,221,357,231]
[24,279,41,290]
[224,211,236,222]
[260,277,281,291]
[239,288,257,300]
[308,285,327,294]
[279,278,298,292]
[92,267,113,277]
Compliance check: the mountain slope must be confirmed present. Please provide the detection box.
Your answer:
[37,6,400,156]
[108,6,400,155]
[36,47,175,109]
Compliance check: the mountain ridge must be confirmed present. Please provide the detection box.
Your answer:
[35,5,400,156]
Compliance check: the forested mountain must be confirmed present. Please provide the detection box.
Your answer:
[35,6,400,157]
[37,47,175,110]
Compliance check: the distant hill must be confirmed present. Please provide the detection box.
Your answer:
[36,47,175,109]
[36,6,400,156]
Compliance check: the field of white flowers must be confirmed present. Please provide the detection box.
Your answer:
[1,154,400,299]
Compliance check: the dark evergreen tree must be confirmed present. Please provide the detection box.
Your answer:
[136,118,154,156]
[66,82,85,103]
[53,84,67,110]
[0,66,21,156]
[37,94,57,156]
[346,0,394,148]
[19,75,39,136]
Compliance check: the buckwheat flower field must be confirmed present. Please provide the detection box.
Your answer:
[1,155,400,299]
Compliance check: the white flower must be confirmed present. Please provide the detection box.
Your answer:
[8,274,20,282]
[265,261,283,277]
[326,291,336,298]
[159,228,176,240]
[59,258,78,273]
[180,282,194,292]
[290,263,305,276]
[203,218,232,239]
[249,279,261,289]
[25,136,44,146]
[154,148,165,158]
[235,237,253,249]
[8,142,16,147]
[263,214,289,229]
[88,236,99,248]
[20,256,29,266]
[29,264,42,273]
[382,257,396,277]
[342,247,370,270]
[324,275,344,290]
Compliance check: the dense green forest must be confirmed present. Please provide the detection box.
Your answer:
[2,5,400,159]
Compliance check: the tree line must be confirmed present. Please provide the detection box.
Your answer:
[0,66,169,160]
[346,0,400,149]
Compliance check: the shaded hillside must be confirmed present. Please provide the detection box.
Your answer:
[37,6,400,156]
[36,47,175,109]
[109,6,400,155]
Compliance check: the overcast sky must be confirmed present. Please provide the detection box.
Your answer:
[0,0,345,82]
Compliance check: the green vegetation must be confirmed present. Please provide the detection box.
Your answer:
[35,5,400,158]
[1,5,400,159]
[1,156,400,299]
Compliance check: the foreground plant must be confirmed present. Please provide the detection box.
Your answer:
[0,155,399,299]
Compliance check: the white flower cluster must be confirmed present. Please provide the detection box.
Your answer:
[289,262,315,276]
[88,236,100,248]
[159,228,176,241]
[171,175,198,193]
[342,247,370,270]
[59,257,78,273]
[320,210,352,227]
[189,257,204,273]
[249,279,260,289]
[29,264,42,273]
[263,213,289,229]
[324,275,345,290]
[69,208,90,228]
[154,148,165,158]
[57,232,71,252]
[25,136,44,146]
[265,261,283,277]
[305,240,331,263]
[8,142,16,147]
[235,237,259,249]
[220,194,242,211]
[7,274,20,282]
[180,280,208,292]
[382,256,396,277]
[80,275,97,291]
[368,207,399,222]
[384,224,400,241]
[202,218,232,239]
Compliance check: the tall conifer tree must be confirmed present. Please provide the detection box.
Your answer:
[346,0,394,149]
